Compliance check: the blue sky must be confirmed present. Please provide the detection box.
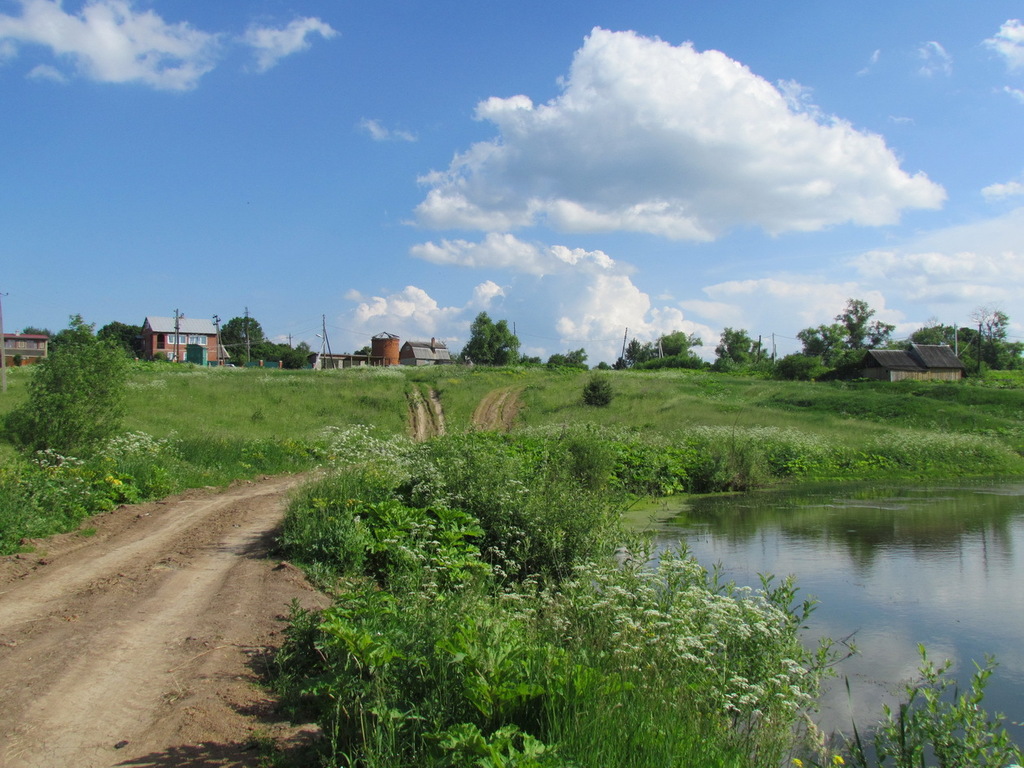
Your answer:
[2,0,1022,364]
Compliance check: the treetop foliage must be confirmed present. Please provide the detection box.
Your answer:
[461,312,521,366]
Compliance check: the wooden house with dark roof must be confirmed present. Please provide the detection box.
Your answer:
[399,338,452,366]
[862,343,966,382]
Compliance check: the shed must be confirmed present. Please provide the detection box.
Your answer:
[400,338,451,366]
[862,344,965,382]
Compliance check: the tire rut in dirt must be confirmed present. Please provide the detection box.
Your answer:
[0,475,325,768]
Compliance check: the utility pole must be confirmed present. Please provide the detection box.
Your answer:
[322,316,333,357]
[978,321,983,374]
[0,290,7,394]
[244,307,251,364]
[173,308,181,363]
[621,328,628,362]
[213,314,221,366]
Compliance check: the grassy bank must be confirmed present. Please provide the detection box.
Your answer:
[273,429,832,767]
[2,363,1024,555]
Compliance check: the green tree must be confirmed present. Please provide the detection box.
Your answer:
[796,298,894,373]
[4,315,130,455]
[275,341,312,369]
[221,315,265,364]
[547,348,588,369]
[98,321,142,357]
[461,312,521,365]
[797,323,847,366]
[21,326,51,336]
[713,327,763,369]
[659,330,702,358]
[837,298,895,349]
[615,338,654,369]
[971,306,1024,370]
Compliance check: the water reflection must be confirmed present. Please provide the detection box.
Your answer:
[639,481,1024,741]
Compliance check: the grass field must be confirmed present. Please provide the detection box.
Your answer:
[4,361,1022,446]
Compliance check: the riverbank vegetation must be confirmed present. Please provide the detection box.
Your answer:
[274,429,833,767]
[2,356,1023,764]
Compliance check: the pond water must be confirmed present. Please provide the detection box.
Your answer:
[639,481,1024,744]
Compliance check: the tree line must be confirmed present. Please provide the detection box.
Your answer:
[459,302,1024,379]
[15,300,1023,379]
[18,316,314,369]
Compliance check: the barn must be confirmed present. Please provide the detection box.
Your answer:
[861,344,966,382]
[400,338,452,366]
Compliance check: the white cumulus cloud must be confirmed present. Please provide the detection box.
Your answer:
[415,27,945,240]
[0,1,335,89]
[850,207,1024,309]
[986,19,1024,71]
[982,179,1024,200]
[0,0,219,89]
[410,233,615,276]
[243,16,336,73]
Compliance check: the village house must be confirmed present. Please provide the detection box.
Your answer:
[400,338,452,366]
[141,316,226,365]
[2,332,48,367]
[861,343,966,382]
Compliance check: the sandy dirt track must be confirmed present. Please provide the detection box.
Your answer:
[471,387,523,432]
[0,475,328,768]
[407,387,446,441]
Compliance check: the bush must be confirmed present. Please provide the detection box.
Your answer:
[582,375,614,406]
[775,354,827,381]
[4,315,130,456]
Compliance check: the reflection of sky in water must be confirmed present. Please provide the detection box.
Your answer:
[647,482,1024,741]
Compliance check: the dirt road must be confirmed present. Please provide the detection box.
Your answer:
[407,386,446,441]
[472,387,523,432]
[0,475,328,768]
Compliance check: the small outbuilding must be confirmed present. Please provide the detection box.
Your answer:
[861,344,966,382]
[400,338,451,366]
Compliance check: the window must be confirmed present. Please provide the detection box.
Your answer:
[187,335,207,345]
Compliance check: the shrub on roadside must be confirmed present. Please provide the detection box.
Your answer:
[4,315,130,456]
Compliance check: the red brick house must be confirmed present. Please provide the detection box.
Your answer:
[2,333,48,366]
[141,316,225,365]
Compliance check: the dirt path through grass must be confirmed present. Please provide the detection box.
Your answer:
[472,387,523,431]
[0,475,328,768]
[407,386,446,441]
